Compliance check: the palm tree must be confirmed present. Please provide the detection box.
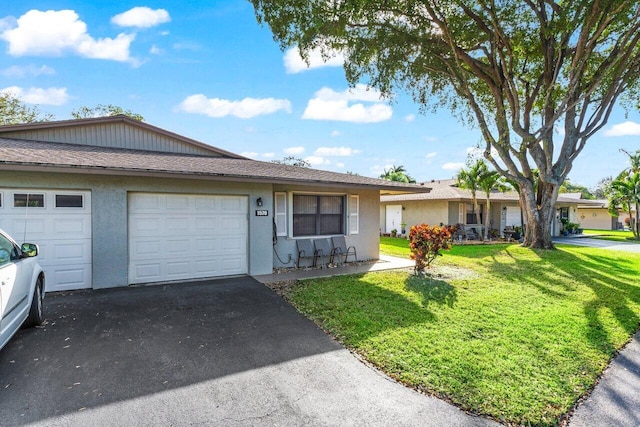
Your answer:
[478,170,510,240]
[608,172,640,239]
[456,159,488,228]
[380,165,416,183]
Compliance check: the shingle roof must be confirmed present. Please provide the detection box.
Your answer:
[0,137,430,193]
[381,184,587,204]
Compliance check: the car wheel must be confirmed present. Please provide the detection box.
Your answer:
[24,277,44,328]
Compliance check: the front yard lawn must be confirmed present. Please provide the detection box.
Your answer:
[284,238,640,426]
[583,228,639,242]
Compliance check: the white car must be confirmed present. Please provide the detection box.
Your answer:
[0,229,45,351]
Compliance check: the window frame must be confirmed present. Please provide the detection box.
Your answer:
[55,194,84,208]
[13,193,45,208]
[292,193,345,237]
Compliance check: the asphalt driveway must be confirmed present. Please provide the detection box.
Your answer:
[0,277,496,426]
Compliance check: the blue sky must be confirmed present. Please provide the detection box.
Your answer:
[1,1,638,189]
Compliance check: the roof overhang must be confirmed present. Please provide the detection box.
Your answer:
[0,162,432,193]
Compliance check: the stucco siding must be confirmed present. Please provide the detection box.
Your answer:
[577,208,615,230]
[0,170,273,289]
[399,200,449,228]
[273,186,380,267]
[1,122,217,156]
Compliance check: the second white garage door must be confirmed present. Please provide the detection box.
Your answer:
[128,193,248,284]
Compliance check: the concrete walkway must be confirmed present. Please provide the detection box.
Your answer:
[569,330,640,426]
[554,236,640,425]
[253,254,414,283]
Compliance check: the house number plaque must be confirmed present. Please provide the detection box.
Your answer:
[255,210,269,216]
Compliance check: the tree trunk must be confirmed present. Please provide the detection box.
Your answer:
[519,181,557,249]
[629,202,640,240]
[484,197,491,240]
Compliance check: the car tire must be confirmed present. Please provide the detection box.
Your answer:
[24,277,44,328]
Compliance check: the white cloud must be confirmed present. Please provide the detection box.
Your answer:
[425,152,437,159]
[370,164,394,176]
[283,46,344,74]
[0,10,135,63]
[262,152,275,159]
[284,146,305,155]
[314,146,361,157]
[149,45,163,55]
[405,114,415,122]
[240,151,258,159]
[111,7,170,28]
[302,84,392,123]
[330,130,341,137]
[1,85,68,105]
[305,156,331,166]
[442,162,465,171]
[178,94,292,119]
[0,64,55,77]
[604,121,640,137]
[336,162,345,168]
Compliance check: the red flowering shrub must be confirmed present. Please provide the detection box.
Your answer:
[409,224,453,274]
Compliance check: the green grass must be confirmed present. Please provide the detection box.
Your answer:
[286,238,640,426]
[583,228,639,242]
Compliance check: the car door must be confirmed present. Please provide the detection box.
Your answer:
[0,232,33,342]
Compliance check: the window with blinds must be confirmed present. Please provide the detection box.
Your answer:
[293,195,344,236]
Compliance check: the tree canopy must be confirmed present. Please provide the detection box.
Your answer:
[380,165,416,183]
[0,92,54,125]
[251,0,640,248]
[71,104,144,121]
[271,156,311,167]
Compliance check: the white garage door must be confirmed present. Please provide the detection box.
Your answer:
[0,189,92,292]
[128,193,248,284]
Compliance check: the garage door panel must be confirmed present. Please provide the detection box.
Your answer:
[128,193,248,284]
[166,217,190,233]
[131,239,163,257]
[0,189,92,292]
[53,217,90,235]
[222,257,245,274]
[51,266,91,291]
[130,216,162,235]
[221,197,244,212]
[134,263,162,282]
[167,261,190,277]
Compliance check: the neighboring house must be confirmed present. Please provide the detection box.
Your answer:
[576,198,637,230]
[0,115,427,292]
[576,199,618,230]
[380,179,586,237]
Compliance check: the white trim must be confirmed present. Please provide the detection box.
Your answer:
[274,192,287,237]
[349,194,359,235]
[458,203,465,224]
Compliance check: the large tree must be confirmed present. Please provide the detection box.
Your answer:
[251,0,640,248]
[0,92,54,125]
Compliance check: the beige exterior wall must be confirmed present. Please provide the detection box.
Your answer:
[577,208,615,230]
[380,200,449,233]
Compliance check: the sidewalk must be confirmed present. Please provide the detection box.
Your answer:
[569,330,640,426]
[253,254,414,284]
